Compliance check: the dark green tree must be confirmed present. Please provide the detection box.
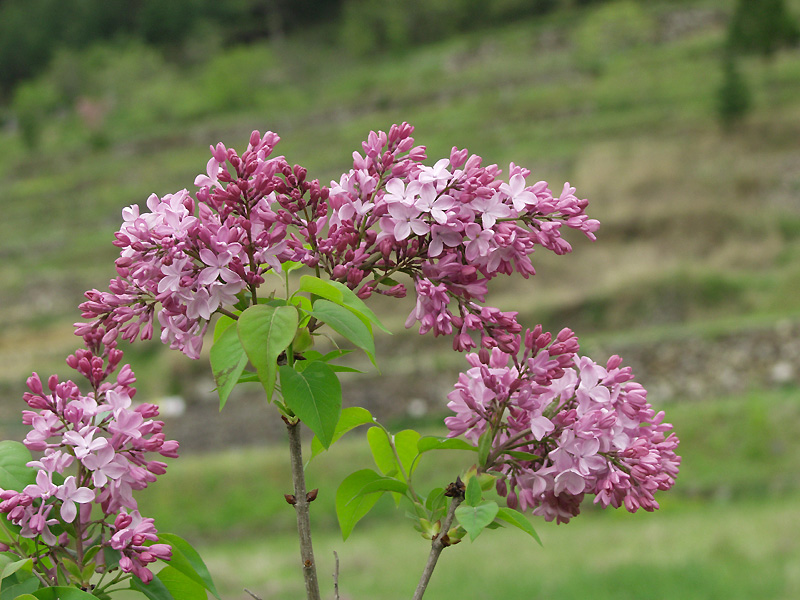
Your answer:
[717,54,752,132]
[727,0,799,59]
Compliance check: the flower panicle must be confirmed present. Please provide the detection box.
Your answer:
[2,340,178,584]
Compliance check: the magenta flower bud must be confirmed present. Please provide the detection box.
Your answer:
[26,374,43,395]
[135,403,160,418]
[159,440,179,458]
[356,284,373,299]
[449,146,468,168]
[148,543,172,560]
[47,375,59,392]
[478,348,490,364]
[147,461,168,475]
[331,265,347,280]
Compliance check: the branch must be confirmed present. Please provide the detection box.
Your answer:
[333,550,340,600]
[286,420,322,600]
[412,481,465,600]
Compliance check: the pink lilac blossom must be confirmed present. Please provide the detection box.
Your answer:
[0,339,176,583]
[445,328,680,524]
[77,123,598,360]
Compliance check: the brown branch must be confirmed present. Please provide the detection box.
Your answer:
[333,550,340,600]
[286,420,322,600]
[412,483,465,600]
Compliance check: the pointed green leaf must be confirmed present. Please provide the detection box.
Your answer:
[393,430,421,477]
[425,487,446,515]
[297,276,389,334]
[326,280,390,334]
[236,372,260,384]
[212,314,236,342]
[1,558,31,581]
[455,501,499,542]
[29,588,99,600]
[2,579,39,600]
[0,442,36,491]
[154,566,208,600]
[357,477,408,496]
[311,300,376,363]
[157,533,221,599]
[308,407,374,462]
[237,304,298,401]
[505,450,542,462]
[209,323,248,410]
[279,362,342,449]
[465,476,482,507]
[327,365,363,373]
[417,436,477,454]
[130,572,175,600]
[335,469,384,540]
[311,349,354,362]
[297,275,343,303]
[477,430,493,468]
[366,427,398,477]
[496,507,542,546]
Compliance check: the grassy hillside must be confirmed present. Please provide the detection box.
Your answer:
[1,1,799,394]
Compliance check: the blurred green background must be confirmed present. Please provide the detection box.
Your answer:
[2,0,800,598]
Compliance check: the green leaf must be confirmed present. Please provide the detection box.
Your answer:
[235,372,260,384]
[308,349,353,362]
[297,275,343,303]
[277,260,304,274]
[393,430,421,478]
[308,407,374,462]
[155,566,208,600]
[505,450,542,462]
[311,300,376,364]
[366,427,398,477]
[336,469,385,540]
[455,501,499,542]
[357,477,408,496]
[326,280,390,334]
[130,573,175,600]
[465,476,482,507]
[425,487,447,518]
[0,442,36,491]
[417,436,476,454]
[477,430,493,468]
[29,588,99,600]
[297,276,389,334]
[157,533,221,599]
[326,365,363,374]
[279,362,342,449]
[212,314,236,342]
[237,304,298,401]
[102,547,120,571]
[496,507,542,546]
[11,595,38,600]
[0,558,31,581]
[209,323,249,410]
[2,578,39,600]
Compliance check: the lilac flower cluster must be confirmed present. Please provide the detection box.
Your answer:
[0,336,177,584]
[77,123,598,358]
[445,328,680,524]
